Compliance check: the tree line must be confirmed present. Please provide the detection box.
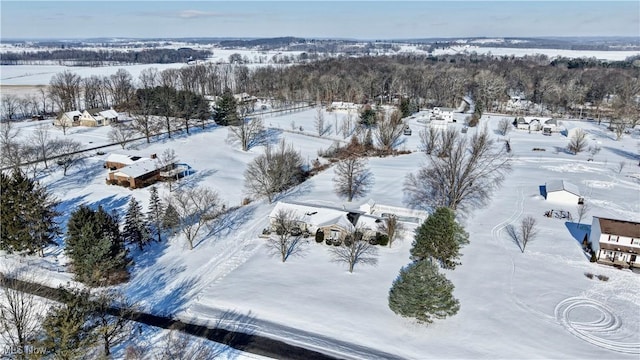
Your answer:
[3,52,638,124]
[0,48,211,65]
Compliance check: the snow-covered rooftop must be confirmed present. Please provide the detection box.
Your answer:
[546,180,581,196]
[111,158,160,179]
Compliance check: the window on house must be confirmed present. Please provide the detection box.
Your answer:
[631,238,640,245]
[609,235,619,242]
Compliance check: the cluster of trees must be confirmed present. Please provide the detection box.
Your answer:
[1,122,84,175]
[389,207,469,323]
[3,51,637,127]
[0,274,215,359]
[0,48,211,65]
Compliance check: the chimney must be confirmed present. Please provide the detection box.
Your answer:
[150,153,157,159]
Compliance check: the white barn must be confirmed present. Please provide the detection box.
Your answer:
[545,180,583,204]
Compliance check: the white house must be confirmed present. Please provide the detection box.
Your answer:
[545,180,583,204]
[54,110,82,127]
[79,108,118,127]
[268,201,386,241]
[591,216,640,268]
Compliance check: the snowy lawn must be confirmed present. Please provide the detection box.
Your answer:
[2,111,640,358]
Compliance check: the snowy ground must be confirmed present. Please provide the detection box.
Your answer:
[2,109,640,358]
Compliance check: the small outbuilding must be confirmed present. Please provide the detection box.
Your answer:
[544,180,583,204]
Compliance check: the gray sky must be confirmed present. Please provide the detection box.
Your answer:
[1,1,639,39]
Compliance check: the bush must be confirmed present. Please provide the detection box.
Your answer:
[376,233,389,246]
[344,235,353,247]
[584,272,594,279]
[315,229,324,243]
[597,275,609,281]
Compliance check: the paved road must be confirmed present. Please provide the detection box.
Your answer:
[0,275,340,360]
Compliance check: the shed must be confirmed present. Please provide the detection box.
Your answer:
[545,180,583,204]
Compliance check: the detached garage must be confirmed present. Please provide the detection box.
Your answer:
[545,180,583,204]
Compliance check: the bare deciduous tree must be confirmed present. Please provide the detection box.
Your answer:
[519,215,539,253]
[617,161,627,174]
[497,118,512,136]
[314,107,330,136]
[268,209,308,262]
[244,140,304,203]
[0,269,45,360]
[28,124,53,169]
[165,186,223,250]
[405,127,511,214]
[108,123,136,149]
[156,148,178,192]
[330,228,379,273]
[567,128,588,154]
[333,157,373,202]
[0,121,23,169]
[91,289,135,357]
[153,326,222,360]
[52,138,83,175]
[374,109,404,152]
[377,215,404,248]
[576,202,591,226]
[419,127,438,155]
[229,115,266,151]
[1,94,20,121]
[49,71,82,112]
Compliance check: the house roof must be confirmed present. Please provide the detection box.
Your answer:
[106,153,148,166]
[357,214,384,230]
[59,110,81,119]
[595,217,640,239]
[99,109,118,119]
[546,180,581,196]
[270,201,355,231]
[111,158,160,179]
[84,108,103,116]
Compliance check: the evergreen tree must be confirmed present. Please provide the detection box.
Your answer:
[0,171,59,255]
[147,186,164,242]
[213,88,239,126]
[66,206,130,286]
[411,207,469,270]
[388,260,460,324]
[40,287,98,359]
[162,203,180,234]
[123,197,151,250]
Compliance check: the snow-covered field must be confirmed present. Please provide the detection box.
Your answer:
[2,109,640,359]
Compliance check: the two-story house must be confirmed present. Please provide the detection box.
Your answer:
[591,216,640,269]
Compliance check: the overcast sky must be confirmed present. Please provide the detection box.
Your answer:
[1,1,638,39]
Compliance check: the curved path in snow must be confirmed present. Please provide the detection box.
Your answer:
[554,297,640,354]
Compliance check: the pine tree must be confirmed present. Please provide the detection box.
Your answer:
[147,186,164,243]
[213,88,239,126]
[66,206,130,286]
[388,260,460,324]
[123,197,151,250]
[0,171,59,255]
[411,207,469,270]
[40,287,98,359]
[162,203,179,234]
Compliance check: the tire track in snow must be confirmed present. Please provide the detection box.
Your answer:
[492,189,639,354]
[490,187,556,323]
[554,297,640,354]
